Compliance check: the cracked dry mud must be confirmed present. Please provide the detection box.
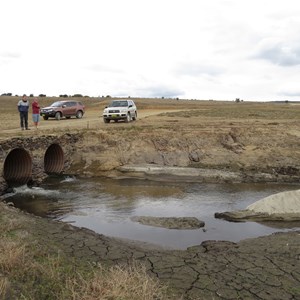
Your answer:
[7,205,300,300]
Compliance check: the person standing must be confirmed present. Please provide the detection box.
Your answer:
[32,98,40,129]
[18,94,30,130]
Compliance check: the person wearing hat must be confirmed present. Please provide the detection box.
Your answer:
[18,94,30,130]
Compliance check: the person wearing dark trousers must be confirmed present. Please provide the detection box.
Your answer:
[18,94,30,130]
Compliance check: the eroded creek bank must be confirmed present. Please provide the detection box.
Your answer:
[62,128,300,183]
[69,127,300,182]
[1,128,300,193]
[66,128,300,228]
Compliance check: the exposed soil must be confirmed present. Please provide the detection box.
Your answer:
[1,96,300,299]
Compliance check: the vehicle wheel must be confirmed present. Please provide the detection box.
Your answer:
[125,113,131,123]
[104,118,110,123]
[43,116,48,120]
[55,112,61,120]
[132,111,137,121]
[76,110,83,119]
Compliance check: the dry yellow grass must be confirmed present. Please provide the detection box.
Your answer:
[0,240,26,272]
[65,263,169,300]
[0,277,9,299]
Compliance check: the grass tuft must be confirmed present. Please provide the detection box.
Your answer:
[0,276,9,299]
[65,263,168,300]
[0,240,26,272]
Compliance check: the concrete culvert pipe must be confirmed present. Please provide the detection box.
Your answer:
[3,148,32,186]
[44,144,64,173]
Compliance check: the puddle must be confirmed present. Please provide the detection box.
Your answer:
[3,176,300,249]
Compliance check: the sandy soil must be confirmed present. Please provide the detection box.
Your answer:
[247,189,300,214]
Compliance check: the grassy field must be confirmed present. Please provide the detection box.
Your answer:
[1,95,300,134]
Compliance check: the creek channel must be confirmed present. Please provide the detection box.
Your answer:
[3,175,300,249]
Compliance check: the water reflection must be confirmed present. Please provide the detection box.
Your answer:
[3,176,300,249]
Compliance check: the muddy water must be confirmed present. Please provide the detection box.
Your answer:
[3,176,300,249]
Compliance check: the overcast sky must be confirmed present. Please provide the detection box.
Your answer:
[1,0,300,101]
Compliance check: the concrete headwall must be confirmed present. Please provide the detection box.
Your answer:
[0,133,80,194]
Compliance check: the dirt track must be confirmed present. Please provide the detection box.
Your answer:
[0,108,170,135]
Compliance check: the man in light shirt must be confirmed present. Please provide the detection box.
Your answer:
[17,94,30,130]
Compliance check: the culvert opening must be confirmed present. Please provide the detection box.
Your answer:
[3,148,32,186]
[44,144,64,174]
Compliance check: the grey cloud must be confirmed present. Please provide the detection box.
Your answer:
[134,85,184,98]
[85,64,123,73]
[0,52,21,66]
[254,44,300,66]
[173,62,225,77]
[278,90,300,97]
[0,52,21,58]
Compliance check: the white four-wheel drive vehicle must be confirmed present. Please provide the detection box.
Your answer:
[102,99,137,123]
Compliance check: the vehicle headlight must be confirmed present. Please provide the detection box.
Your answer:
[120,109,127,113]
[103,109,108,113]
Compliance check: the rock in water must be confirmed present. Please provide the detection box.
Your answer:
[131,216,205,229]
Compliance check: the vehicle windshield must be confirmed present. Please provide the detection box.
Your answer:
[108,101,128,107]
[50,101,64,107]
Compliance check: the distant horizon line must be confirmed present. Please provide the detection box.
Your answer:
[0,93,299,103]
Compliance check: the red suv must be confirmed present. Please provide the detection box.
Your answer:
[40,101,85,120]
